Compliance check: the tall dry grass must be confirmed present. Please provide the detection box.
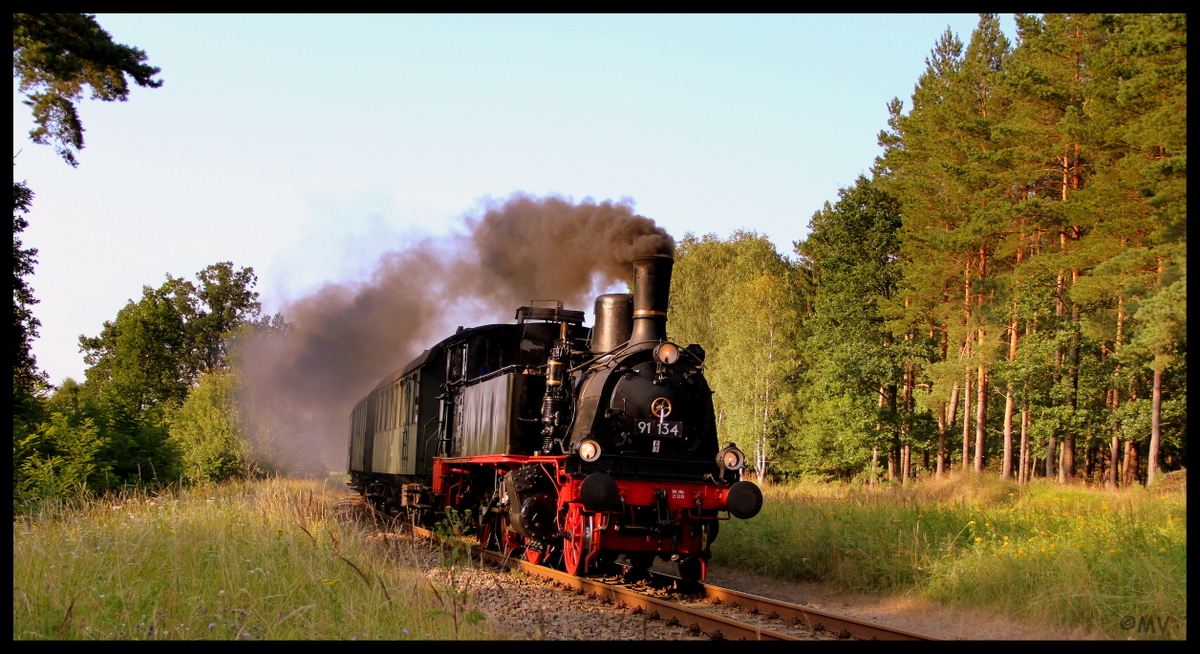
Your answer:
[712,471,1186,639]
[13,478,496,640]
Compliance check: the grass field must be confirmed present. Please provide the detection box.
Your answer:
[711,471,1187,640]
[14,472,1186,640]
[13,478,492,640]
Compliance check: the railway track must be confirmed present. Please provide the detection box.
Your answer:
[403,521,937,641]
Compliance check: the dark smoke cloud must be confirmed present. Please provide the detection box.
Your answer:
[236,193,673,473]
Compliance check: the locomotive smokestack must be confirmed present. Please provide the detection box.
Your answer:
[630,254,673,345]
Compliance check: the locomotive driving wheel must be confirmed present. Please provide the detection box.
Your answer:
[561,504,589,576]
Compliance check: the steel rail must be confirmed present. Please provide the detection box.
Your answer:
[493,552,803,640]
[407,523,935,641]
[663,573,937,641]
[410,524,795,639]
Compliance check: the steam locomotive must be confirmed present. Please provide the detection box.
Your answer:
[347,254,762,580]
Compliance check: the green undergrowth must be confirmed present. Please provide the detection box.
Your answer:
[712,472,1186,639]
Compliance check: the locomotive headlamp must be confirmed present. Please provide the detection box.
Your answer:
[717,445,745,471]
[654,342,681,365]
[578,439,602,463]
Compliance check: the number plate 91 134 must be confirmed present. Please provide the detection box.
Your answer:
[635,420,684,437]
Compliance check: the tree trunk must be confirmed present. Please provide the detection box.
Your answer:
[902,357,913,485]
[1002,391,1014,480]
[1108,434,1121,489]
[1019,408,1030,484]
[974,363,987,473]
[939,382,960,478]
[962,372,972,472]
[1046,431,1057,481]
[1107,295,1125,489]
[1148,367,1162,486]
[1001,312,1018,480]
[1122,440,1140,488]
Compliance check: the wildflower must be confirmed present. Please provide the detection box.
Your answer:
[974,537,983,542]
[967,521,976,525]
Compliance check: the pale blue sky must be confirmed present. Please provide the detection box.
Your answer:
[14,14,1012,385]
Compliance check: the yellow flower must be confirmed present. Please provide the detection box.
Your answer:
[968,521,976,525]
[975,537,984,542]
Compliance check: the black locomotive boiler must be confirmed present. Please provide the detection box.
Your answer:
[347,254,762,580]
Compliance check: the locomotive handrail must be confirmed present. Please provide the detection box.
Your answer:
[448,363,537,387]
[570,338,658,372]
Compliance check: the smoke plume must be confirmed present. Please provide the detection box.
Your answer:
[236,193,673,473]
